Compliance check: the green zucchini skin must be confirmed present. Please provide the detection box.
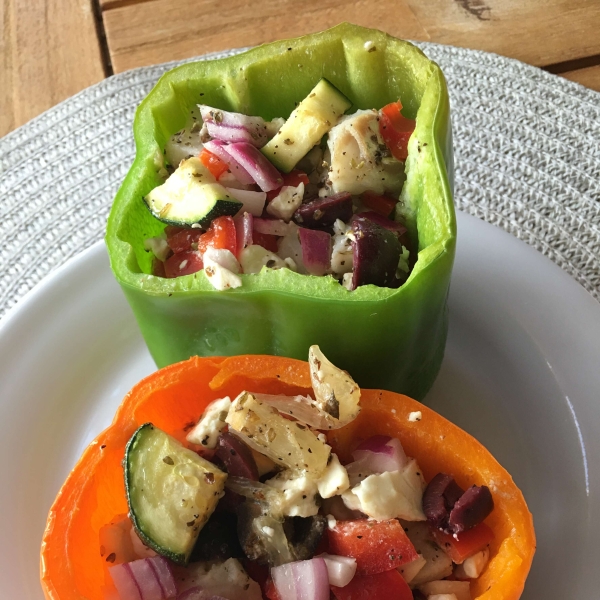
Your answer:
[143,157,242,228]
[261,78,352,173]
[124,423,227,565]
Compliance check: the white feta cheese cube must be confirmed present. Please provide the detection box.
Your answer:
[203,255,242,291]
[454,548,489,579]
[186,396,232,448]
[265,471,319,517]
[266,183,304,221]
[341,458,426,521]
[317,453,350,498]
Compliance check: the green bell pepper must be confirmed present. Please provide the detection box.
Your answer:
[106,23,456,400]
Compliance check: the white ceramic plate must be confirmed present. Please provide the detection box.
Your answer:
[1,211,598,598]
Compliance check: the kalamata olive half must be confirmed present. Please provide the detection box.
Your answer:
[448,485,494,534]
[215,432,259,481]
[189,511,243,562]
[351,217,402,289]
[293,192,353,230]
[422,473,465,529]
[284,515,327,560]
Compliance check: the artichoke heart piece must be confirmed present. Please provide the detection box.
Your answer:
[226,392,330,477]
[309,345,360,423]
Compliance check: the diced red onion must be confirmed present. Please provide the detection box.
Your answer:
[318,554,357,588]
[225,187,266,217]
[177,588,228,600]
[109,556,176,600]
[203,140,254,185]
[271,558,330,600]
[226,142,283,192]
[351,435,408,473]
[253,218,294,237]
[200,105,270,147]
[299,228,331,276]
[234,212,253,256]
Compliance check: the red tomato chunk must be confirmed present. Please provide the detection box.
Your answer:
[164,249,203,278]
[432,522,494,564]
[328,519,418,575]
[331,568,413,600]
[166,228,203,254]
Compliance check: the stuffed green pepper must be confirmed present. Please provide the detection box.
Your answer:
[106,23,456,399]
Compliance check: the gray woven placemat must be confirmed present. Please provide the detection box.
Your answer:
[0,43,598,318]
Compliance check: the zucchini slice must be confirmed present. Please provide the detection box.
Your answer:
[125,423,227,564]
[261,78,352,173]
[144,157,242,227]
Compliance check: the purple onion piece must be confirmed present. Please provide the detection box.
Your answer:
[293,193,353,231]
[271,557,330,600]
[448,485,494,534]
[350,217,402,290]
[299,228,331,276]
[253,218,294,237]
[109,556,176,600]
[215,432,259,480]
[203,140,254,185]
[177,587,229,600]
[226,142,283,192]
[199,105,270,147]
[234,211,253,255]
[351,436,407,474]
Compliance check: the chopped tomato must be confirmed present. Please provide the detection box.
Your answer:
[197,216,237,257]
[264,578,282,600]
[164,225,187,238]
[327,519,418,575]
[166,228,203,254]
[252,231,279,253]
[331,569,412,600]
[432,522,494,564]
[199,148,230,179]
[164,250,203,278]
[266,169,310,201]
[152,258,167,278]
[361,191,397,218]
[379,101,416,162]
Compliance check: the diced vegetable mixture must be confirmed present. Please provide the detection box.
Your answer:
[143,79,417,291]
[103,347,495,600]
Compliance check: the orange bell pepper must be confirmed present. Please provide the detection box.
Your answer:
[40,355,535,600]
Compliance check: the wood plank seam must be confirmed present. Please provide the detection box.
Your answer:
[92,0,114,76]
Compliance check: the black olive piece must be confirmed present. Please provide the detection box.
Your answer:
[448,485,494,534]
[412,590,427,600]
[284,515,327,561]
[422,473,465,529]
[215,432,259,480]
[292,192,353,231]
[351,217,402,289]
[189,511,243,562]
[236,500,270,565]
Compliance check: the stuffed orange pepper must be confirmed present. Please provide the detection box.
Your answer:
[41,350,534,600]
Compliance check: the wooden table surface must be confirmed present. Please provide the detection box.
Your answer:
[2,0,600,138]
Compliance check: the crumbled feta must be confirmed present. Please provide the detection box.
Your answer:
[265,471,320,517]
[143,236,171,262]
[266,183,304,221]
[186,396,232,448]
[409,411,422,422]
[342,458,426,521]
[326,514,337,529]
[330,219,354,275]
[454,548,490,579]
[342,272,353,290]
[203,256,242,291]
[164,106,205,167]
[239,245,291,274]
[317,453,350,498]
[203,247,241,274]
[364,40,375,51]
